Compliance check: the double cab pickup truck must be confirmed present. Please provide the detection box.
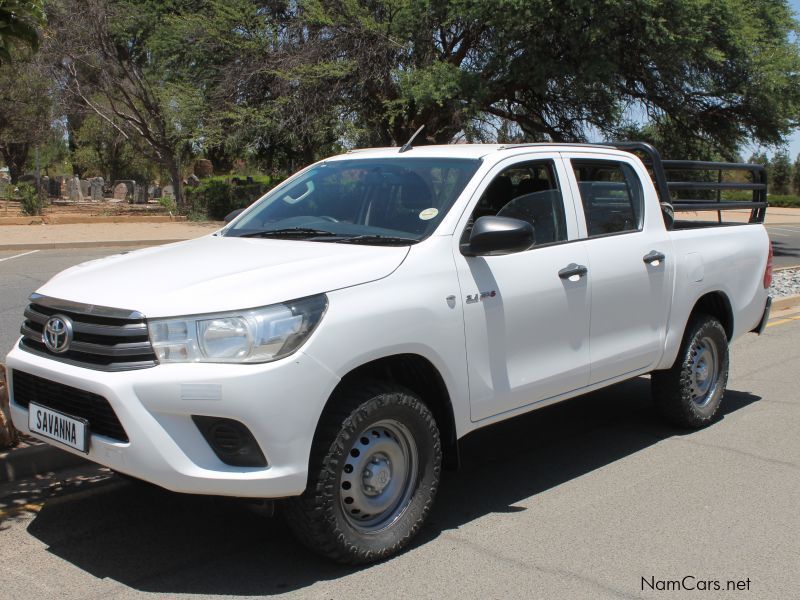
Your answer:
[5,142,772,563]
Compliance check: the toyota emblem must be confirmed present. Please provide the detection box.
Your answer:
[43,315,74,354]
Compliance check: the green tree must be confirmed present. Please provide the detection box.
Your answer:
[0,0,45,63]
[72,113,157,183]
[770,149,791,195]
[0,52,54,182]
[49,0,208,206]
[287,0,800,156]
[791,153,800,196]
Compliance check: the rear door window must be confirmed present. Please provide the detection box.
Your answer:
[571,160,643,237]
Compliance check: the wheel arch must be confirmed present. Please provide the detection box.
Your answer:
[690,290,734,340]
[317,353,460,469]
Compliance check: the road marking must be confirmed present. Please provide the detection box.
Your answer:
[0,250,39,263]
[766,315,800,328]
[767,226,800,233]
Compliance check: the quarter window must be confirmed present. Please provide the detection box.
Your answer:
[572,160,643,237]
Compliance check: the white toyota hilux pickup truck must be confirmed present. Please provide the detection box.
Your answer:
[6,142,772,563]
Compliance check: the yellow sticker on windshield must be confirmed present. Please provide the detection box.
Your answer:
[419,208,439,220]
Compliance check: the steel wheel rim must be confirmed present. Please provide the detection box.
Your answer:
[339,419,418,533]
[689,335,718,407]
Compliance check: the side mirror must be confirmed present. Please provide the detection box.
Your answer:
[224,208,245,223]
[462,216,535,256]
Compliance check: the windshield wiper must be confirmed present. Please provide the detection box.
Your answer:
[236,227,339,239]
[333,234,419,245]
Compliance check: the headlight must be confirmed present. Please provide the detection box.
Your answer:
[148,294,327,364]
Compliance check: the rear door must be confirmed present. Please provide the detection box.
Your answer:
[453,154,591,421]
[563,153,673,384]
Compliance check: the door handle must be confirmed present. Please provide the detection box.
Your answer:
[643,250,666,265]
[558,263,588,279]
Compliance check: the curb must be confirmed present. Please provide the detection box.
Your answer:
[0,215,185,226]
[0,443,89,483]
[773,294,800,312]
[0,238,188,252]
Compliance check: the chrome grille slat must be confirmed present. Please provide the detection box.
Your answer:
[24,307,147,337]
[67,339,154,357]
[19,296,157,371]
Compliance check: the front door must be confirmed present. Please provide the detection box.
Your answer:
[453,156,592,421]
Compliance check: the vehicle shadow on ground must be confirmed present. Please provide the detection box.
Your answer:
[771,238,800,260]
[24,377,760,595]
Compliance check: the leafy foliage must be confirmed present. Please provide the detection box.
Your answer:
[4,0,800,196]
[186,176,277,220]
[0,0,45,63]
[17,182,45,215]
[767,194,800,207]
[0,49,53,182]
[771,149,792,195]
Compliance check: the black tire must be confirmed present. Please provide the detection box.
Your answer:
[652,313,729,428]
[284,380,442,564]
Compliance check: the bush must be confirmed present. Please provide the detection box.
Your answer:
[718,191,800,208]
[767,194,800,208]
[157,195,177,213]
[17,183,45,215]
[187,175,281,220]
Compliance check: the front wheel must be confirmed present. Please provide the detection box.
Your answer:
[284,381,442,564]
[651,314,729,428]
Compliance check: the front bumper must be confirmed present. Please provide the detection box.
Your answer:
[6,344,339,498]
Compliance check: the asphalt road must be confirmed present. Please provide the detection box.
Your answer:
[0,245,799,599]
[766,223,800,268]
[0,247,135,357]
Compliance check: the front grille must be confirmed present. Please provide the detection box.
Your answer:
[12,370,129,442]
[19,295,157,371]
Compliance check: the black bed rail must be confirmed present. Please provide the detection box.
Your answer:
[611,142,767,224]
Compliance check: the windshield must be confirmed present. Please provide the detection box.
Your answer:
[224,157,481,244]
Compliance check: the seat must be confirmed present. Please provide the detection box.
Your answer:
[497,190,563,245]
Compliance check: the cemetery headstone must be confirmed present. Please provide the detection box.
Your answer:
[67,176,83,202]
[90,177,104,201]
[113,182,129,201]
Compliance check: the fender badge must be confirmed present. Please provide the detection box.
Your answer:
[466,291,497,304]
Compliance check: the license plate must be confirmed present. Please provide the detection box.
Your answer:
[28,403,90,453]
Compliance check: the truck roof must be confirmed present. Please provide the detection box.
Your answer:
[337,143,618,161]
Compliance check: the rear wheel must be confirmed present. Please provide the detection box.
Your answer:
[652,314,729,428]
[284,381,441,564]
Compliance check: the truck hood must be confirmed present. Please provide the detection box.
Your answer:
[37,235,410,317]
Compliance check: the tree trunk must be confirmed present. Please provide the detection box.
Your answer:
[0,142,30,184]
[301,141,315,168]
[0,364,20,449]
[168,158,184,208]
